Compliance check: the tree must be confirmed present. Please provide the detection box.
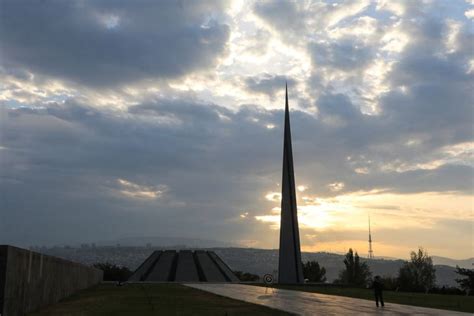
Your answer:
[397,248,436,292]
[455,266,474,294]
[336,248,372,286]
[234,271,260,282]
[302,261,327,282]
[93,262,132,282]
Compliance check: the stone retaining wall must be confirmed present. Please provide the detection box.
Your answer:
[0,245,103,316]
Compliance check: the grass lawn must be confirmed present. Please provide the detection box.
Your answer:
[266,284,474,313]
[28,283,291,316]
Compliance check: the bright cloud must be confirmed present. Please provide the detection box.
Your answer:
[328,182,345,192]
[117,179,167,200]
[265,191,282,202]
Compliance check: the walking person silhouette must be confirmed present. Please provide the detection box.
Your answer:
[373,275,384,307]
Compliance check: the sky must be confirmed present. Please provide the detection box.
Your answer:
[0,0,473,259]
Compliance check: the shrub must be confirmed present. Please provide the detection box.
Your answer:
[93,262,132,282]
[234,271,260,282]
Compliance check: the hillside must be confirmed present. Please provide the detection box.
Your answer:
[214,248,462,287]
[42,246,467,287]
[432,256,474,269]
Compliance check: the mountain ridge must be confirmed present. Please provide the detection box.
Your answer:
[91,237,473,268]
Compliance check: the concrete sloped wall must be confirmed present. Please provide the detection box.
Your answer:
[128,250,239,283]
[0,245,103,316]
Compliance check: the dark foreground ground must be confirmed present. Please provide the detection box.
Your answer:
[28,283,291,316]
[266,284,474,313]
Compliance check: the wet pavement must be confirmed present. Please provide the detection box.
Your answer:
[185,283,470,315]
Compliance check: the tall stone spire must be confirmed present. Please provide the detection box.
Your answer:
[278,83,304,284]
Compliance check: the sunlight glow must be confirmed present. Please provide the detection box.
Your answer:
[256,189,473,256]
[297,185,307,192]
[265,191,281,202]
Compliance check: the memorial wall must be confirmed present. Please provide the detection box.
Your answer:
[0,245,103,316]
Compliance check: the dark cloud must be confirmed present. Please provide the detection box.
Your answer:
[377,12,474,148]
[300,1,474,193]
[253,0,372,41]
[317,92,362,120]
[0,99,280,246]
[245,74,296,98]
[0,0,230,86]
[253,0,305,37]
[1,89,472,246]
[310,39,375,71]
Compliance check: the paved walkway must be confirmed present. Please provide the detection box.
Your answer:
[185,284,470,315]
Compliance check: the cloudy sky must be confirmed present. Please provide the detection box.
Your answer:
[1,0,473,259]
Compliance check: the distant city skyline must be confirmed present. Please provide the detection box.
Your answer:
[0,1,472,259]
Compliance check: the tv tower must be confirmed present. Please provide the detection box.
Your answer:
[368,214,374,259]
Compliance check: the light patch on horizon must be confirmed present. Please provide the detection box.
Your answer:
[376,0,406,16]
[444,19,462,54]
[468,59,474,74]
[328,182,345,192]
[238,239,259,247]
[97,13,121,29]
[464,8,474,19]
[380,142,474,173]
[328,16,378,40]
[302,240,406,259]
[354,167,370,174]
[117,179,167,200]
[256,189,473,243]
[265,191,281,202]
[381,26,410,53]
[405,138,422,147]
[297,185,307,192]
[361,59,393,114]
[0,74,75,106]
[240,212,249,218]
[254,214,280,230]
[323,0,371,28]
